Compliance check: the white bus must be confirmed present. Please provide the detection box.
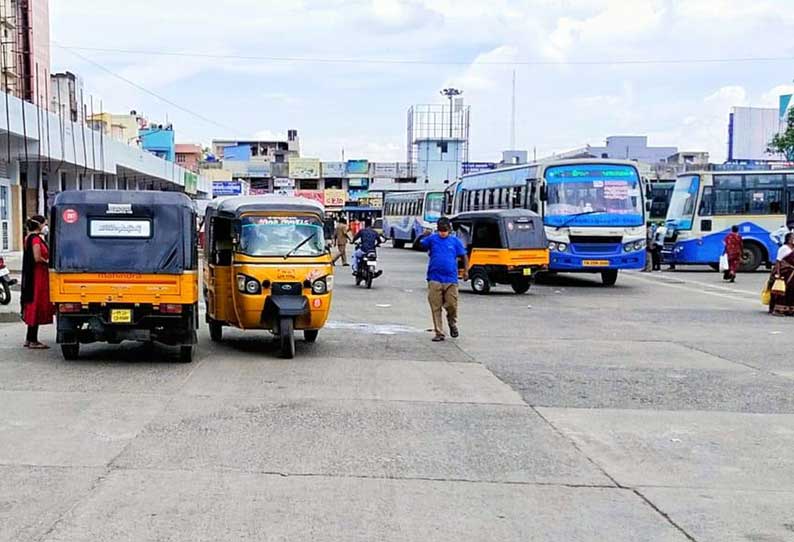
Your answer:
[663,167,794,270]
[449,159,648,285]
[382,191,445,248]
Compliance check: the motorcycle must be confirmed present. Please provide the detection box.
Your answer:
[353,246,381,289]
[0,257,17,305]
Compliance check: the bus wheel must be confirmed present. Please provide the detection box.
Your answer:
[601,270,619,286]
[740,243,763,272]
[279,317,295,359]
[708,263,720,271]
[470,270,491,294]
[511,278,531,294]
[393,238,405,249]
[304,329,319,343]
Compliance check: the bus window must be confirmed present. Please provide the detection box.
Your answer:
[488,189,495,208]
[713,176,744,215]
[474,191,480,210]
[698,187,713,216]
[745,174,784,215]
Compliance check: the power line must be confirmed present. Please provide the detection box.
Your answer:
[54,44,238,133]
[53,43,794,66]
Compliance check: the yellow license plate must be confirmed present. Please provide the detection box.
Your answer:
[111,309,132,323]
[522,268,532,276]
[583,260,610,267]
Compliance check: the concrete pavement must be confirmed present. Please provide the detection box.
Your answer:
[0,247,792,541]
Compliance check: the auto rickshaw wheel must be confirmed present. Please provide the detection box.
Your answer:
[208,319,223,342]
[304,329,319,343]
[61,343,80,361]
[470,270,491,294]
[0,281,10,305]
[179,345,195,363]
[511,278,531,294]
[279,317,296,359]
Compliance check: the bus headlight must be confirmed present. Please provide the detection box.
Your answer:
[548,241,558,251]
[633,240,646,251]
[557,243,568,252]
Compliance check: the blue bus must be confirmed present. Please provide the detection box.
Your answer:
[663,168,794,271]
[449,159,648,285]
[383,190,445,248]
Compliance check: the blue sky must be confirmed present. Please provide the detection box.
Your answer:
[51,0,794,162]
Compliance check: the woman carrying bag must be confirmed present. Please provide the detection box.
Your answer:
[766,232,794,316]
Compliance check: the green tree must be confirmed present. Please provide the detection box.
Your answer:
[769,109,794,161]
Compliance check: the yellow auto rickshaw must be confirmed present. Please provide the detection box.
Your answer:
[203,195,334,358]
[451,209,549,294]
[49,190,199,362]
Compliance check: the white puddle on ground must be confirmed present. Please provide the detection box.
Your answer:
[325,321,424,335]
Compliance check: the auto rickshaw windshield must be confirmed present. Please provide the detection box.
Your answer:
[238,216,325,257]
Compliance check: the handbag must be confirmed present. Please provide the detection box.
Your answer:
[761,286,771,306]
[719,253,729,272]
[771,278,787,294]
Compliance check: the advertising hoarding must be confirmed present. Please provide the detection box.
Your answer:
[289,157,321,179]
[295,189,324,204]
[213,180,243,197]
[321,161,346,177]
[373,162,398,177]
[346,159,369,176]
[323,189,347,208]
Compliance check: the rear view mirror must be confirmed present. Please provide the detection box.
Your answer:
[539,185,548,202]
[645,200,652,213]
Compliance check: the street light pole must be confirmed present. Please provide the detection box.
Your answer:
[440,88,462,139]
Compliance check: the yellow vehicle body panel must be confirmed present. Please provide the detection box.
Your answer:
[206,255,334,331]
[467,248,549,269]
[50,271,199,305]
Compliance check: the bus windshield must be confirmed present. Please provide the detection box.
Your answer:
[666,175,700,230]
[424,192,444,222]
[238,216,325,257]
[544,164,643,227]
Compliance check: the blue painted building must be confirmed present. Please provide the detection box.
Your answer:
[140,125,175,162]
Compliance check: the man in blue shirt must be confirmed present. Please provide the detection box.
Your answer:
[420,217,468,341]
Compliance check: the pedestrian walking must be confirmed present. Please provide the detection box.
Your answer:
[723,225,743,283]
[20,215,54,349]
[332,218,351,266]
[420,217,468,342]
[767,232,794,316]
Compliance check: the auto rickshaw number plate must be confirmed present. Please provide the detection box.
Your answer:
[111,309,132,323]
[583,260,610,267]
[522,268,532,276]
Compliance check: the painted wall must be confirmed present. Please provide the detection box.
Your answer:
[140,127,175,161]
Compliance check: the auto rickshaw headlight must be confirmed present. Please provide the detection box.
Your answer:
[237,274,261,295]
[311,278,328,295]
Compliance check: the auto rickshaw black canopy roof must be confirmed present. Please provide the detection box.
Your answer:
[450,209,542,223]
[207,195,325,219]
[53,190,195,209]
[50,190,197,274]
[450,209,546,250]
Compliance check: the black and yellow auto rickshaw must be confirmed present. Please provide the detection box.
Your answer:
[451,209,549,294]
[203,195,333,358]
[49,191,199,362]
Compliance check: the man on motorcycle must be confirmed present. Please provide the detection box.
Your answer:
[352,218,385,277]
